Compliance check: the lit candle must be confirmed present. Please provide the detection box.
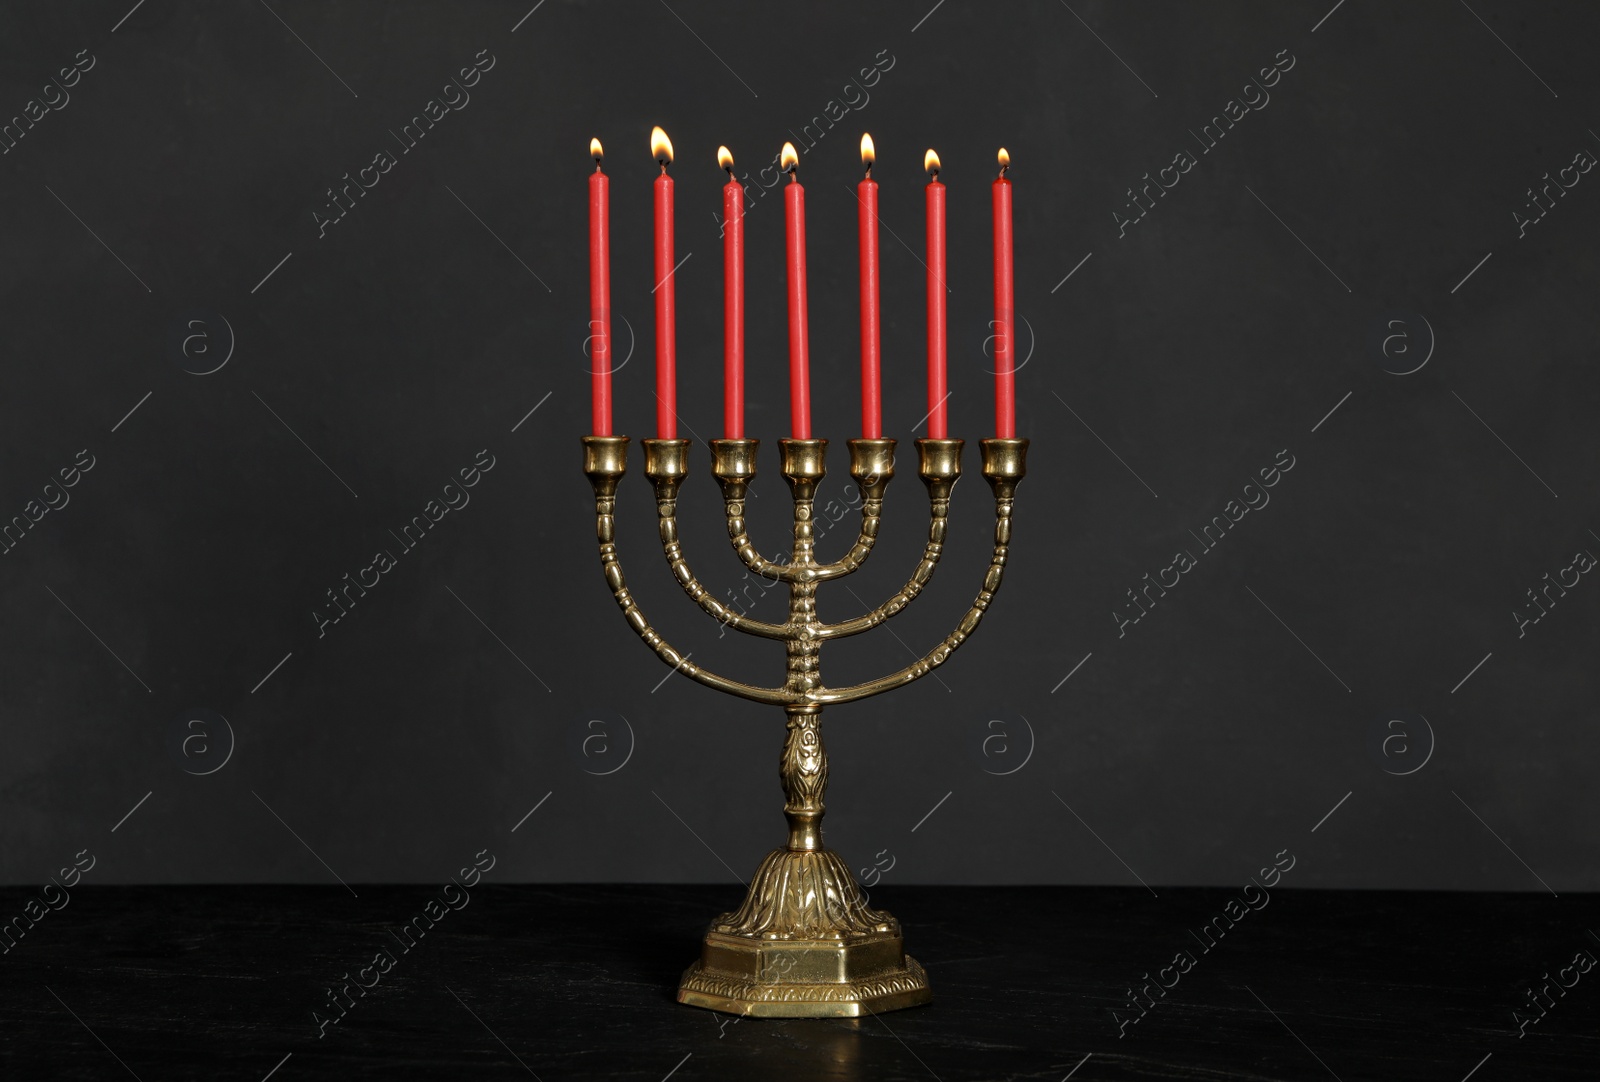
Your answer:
[782,141,811,439]
[992,148,1016,438]
[925,149,948,439]
[651,125,676,439]
[858,134,882,439]
[588,137,611,436]
[719,146,745,439]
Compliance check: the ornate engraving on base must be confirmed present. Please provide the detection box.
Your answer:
[678,956,932,1017]
[712,847,892,938]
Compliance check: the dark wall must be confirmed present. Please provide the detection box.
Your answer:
[2,0,1596,892]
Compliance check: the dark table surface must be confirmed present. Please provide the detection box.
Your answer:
[1,884,1595,1080]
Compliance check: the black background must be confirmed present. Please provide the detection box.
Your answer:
[1,0,1596,895]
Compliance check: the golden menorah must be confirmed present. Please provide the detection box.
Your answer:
[582,430,1027,1016]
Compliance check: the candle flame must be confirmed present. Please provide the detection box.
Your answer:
[717,145,734,171]
[924,148,941,176]
[651,126,674,165]
[780,141,799,173]
[590,137,604,162]
[997,147,1010,172]
[860,133,875,167]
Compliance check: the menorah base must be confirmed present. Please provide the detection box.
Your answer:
[677,937,932,1018]
[675,844,933,1016]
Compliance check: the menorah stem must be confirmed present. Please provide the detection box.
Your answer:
[781,437,826,569]
[701,438,895,949]
[779,439,827,852]
[780,705,826,852]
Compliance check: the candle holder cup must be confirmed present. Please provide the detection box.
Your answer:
[583,432,1027,1016]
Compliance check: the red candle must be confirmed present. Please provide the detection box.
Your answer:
[651,126,676,439]
[858,134,882,439]
[925,149,948,439]
[588,138,611,436]
[992,148,1016,438]
[720,146,745,439]
[782,142,811,439]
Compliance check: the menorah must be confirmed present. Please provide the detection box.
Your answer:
[582,430,1027,1016]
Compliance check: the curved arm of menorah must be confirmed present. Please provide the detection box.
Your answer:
[722,494,800,582]
[817,438,962,640]
[710,438,808,584]
[809,438,897,582]
[712,437,900,585]
[584,437,792,706]
[644,440,788,641]
[816,508,946,639]
[813,439,1028,705]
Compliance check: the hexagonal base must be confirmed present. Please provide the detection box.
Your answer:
[676,930,933,1017]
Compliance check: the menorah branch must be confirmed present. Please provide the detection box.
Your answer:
[644,438,790,641]
[808,438,894,581]
[818,438,962,640]
[710,438,801,584]
[583,435,791,706]
[815,438,1027,705]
